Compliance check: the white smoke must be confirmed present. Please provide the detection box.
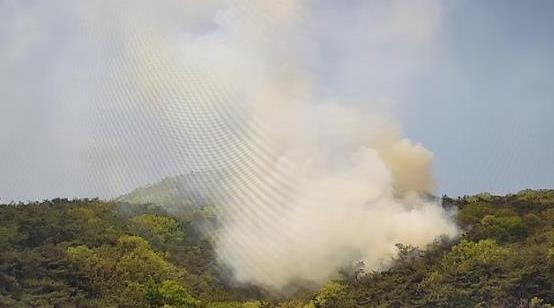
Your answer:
[162,1,459,291]
[215,98,459,289]
[1,0,459,291]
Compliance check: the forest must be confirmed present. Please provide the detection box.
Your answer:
[1,189,553,307]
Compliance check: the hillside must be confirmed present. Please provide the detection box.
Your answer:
[1,190,553,307]
[117,171,228,214]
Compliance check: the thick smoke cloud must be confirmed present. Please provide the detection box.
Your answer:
[138,0,457,291]
[1,0,458,291]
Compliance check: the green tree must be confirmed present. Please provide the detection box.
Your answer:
[421,239,512,306]
[130,214,182,244]
[147,280,200,307]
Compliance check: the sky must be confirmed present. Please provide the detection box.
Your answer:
[1,0,553,201]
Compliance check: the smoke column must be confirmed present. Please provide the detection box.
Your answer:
[2,0,459,291]
[163,1,458,291]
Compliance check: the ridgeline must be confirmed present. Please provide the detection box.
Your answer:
[1,190,553,307]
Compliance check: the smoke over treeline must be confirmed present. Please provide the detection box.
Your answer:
[1,0,458,292]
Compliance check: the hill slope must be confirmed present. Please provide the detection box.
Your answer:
[117,171,229,214]
[1,190,553,307]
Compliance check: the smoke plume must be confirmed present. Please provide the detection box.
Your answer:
[154,1,458,291]
[1,0,458,292]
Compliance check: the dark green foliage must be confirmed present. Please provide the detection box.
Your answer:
[345,190,554,307]
[1,190,554,307]
[0,199,258,307]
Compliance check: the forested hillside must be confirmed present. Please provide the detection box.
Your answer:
[117,171,229,214]
[1,190,553,307]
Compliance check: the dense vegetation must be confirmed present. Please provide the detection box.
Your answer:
[1,190,553,307]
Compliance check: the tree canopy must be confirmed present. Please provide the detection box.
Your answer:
[1,190,553,307]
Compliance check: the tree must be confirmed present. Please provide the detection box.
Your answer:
[147,280,200,307]
[420,239,512,306]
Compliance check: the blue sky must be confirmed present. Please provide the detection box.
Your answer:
[0,1,553,200]
[401,0,554,195]
[304,0,554,196]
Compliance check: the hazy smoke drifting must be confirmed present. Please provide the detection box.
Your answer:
[1,0,458,291]
[169,1,459,291]
[216,99,459,290]
[88,0,459,291]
